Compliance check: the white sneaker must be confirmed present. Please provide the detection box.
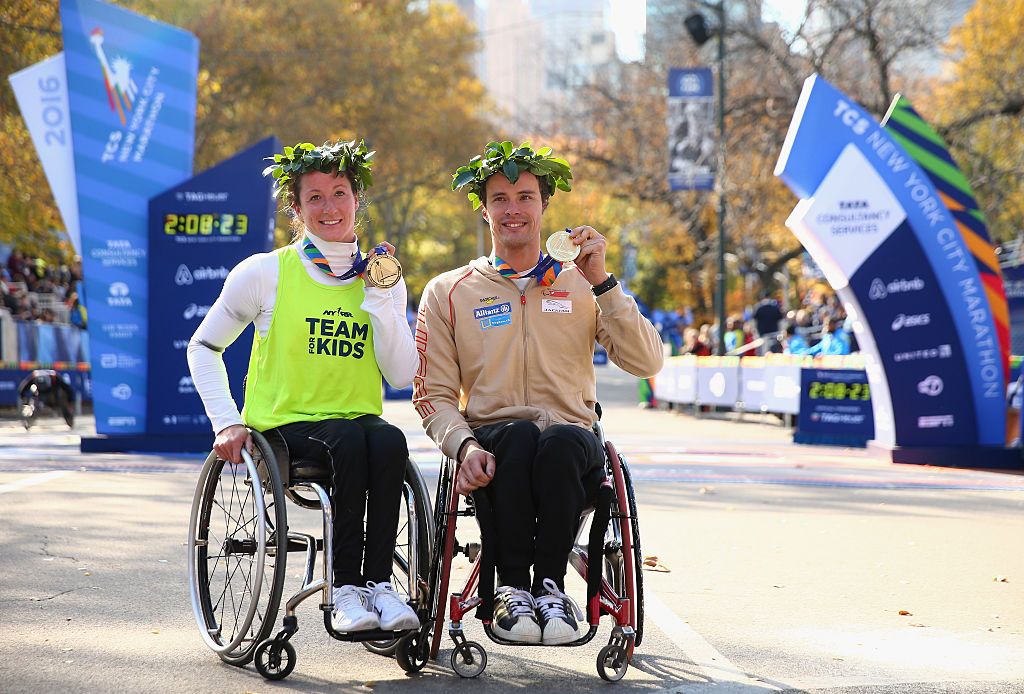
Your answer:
[331,584,379,632]
[367,581,419,631]
[492,586,542,643]
[535,578,585,645]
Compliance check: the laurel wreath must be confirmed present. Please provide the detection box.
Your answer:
[262,140,375,198]
[451,141,573,210]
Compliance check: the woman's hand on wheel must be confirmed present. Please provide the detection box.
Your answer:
[214,424,252,464]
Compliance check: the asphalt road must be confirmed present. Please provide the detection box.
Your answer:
[1,365,1023,693]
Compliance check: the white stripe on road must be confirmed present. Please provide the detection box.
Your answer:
[646,588,779,690]
[0,470,74,495]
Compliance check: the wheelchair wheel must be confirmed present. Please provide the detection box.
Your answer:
[188,433,288,666]
[605,445,644,648]
[427,455,456,660]
[363,459,433,657]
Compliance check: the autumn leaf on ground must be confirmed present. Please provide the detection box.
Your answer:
[898,610,912,616]
[993,576,1009,582]
[643,556,670,572]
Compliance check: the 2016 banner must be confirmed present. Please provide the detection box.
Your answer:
[775,75,1004,448]
[61,0,198,434]
[8,54,81,256]
[667,67,715,191]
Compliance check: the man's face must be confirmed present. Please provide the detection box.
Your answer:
[481,172,546,253]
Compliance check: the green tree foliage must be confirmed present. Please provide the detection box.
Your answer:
[926,0,1024,246]
[0,1,65,258]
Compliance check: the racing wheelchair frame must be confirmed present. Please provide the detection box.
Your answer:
[421,418,645,682]
[187,428,433,680]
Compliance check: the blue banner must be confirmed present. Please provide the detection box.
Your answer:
[668,67,715,191]
[146,138,278,435]
[796,368,874,445]
[16,322,90,363]
[61,0,198,434]
[775,75,1004,446]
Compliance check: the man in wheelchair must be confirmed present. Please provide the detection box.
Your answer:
[18,369,75,427]
[414,142,663,645]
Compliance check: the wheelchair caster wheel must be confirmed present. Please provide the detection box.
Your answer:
[254,639,296,681]
[597,643,628,682]
[397,629,428,673]
[363,637,400,657]
[451,641,487,678]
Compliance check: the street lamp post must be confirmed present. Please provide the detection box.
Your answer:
[686,2,727,354]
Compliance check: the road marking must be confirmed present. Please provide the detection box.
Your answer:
[0,470,74,495]
[646,588,779,690]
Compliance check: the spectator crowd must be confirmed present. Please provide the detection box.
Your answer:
[0,248,86,329]
[648,288,857,358]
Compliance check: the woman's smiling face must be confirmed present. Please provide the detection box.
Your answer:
[292,169,358,242]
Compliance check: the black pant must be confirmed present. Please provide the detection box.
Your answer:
[273,415,407,587]
[473,421,604,594]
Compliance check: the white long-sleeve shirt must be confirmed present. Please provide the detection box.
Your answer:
[187,232,417,434]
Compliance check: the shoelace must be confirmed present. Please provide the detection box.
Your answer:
[534,578,584,622]
[334,585,372,612]
[366,581,406,610]
[496,586,537,618]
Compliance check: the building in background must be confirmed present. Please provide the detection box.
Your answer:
[452,0,622,135]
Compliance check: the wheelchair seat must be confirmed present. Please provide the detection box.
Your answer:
[289,457,332,483]
[261,428,333,486]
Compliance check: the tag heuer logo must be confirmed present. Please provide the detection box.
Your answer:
[175,264,194,285]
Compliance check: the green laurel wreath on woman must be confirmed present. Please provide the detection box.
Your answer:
[452,141,572,210]
[262,140,375,198]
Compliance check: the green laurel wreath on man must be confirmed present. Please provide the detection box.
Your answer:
[262,140,375,197]
[452,141,573,209]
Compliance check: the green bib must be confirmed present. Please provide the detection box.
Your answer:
[241,246,381,431]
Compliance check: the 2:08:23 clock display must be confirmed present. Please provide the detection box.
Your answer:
[807,381,871,400]
[164,213,248,236]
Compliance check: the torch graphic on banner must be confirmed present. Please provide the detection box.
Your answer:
[89,28,138,126]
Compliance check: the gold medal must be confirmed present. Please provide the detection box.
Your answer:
[364,252,403,289]
[546,229,580,263]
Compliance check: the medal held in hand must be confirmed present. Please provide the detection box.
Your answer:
[365,250,403,289]
[546,228,581,263]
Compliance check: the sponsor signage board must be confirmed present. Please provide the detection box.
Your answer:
[146,137,278,434]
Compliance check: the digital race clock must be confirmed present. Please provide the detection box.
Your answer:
[806,380,871,400]
[164,213,249,236]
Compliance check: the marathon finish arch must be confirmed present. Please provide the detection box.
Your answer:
[775,75,1005,453]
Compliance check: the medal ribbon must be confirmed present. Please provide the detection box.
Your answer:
[303,237,387,280]
[493,253,563,287]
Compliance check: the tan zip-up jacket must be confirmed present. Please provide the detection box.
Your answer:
[413,256,663,460]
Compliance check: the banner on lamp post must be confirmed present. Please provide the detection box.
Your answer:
[667,67,715,191]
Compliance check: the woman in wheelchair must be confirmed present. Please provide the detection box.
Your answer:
[187,139,419,635]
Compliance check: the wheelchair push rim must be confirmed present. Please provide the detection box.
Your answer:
[188,444,286,658]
